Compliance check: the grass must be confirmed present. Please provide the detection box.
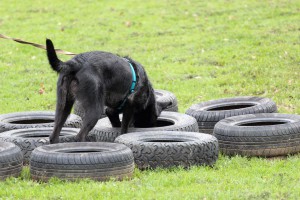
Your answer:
[0,0,299,199]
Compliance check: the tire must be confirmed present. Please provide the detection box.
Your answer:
[30,142,134,181]
[213,113,300,157]
[115,131,218,169]
[0,128,92,164]
[0,111,82,133]
[73,89,178,118]
[185,96,277,134]
[90,111,199,142]
[155,89,178,112]
[0,141,23,180]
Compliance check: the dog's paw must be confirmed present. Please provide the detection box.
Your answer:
[49,138,59,144]
[74,135,87,142]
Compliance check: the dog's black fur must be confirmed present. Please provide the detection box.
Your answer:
[46,39,169,143]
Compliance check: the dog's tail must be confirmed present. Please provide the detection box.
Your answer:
[46,39,63,72]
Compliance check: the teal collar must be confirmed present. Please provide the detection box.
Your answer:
[128,60,137,93]
[117,58,137,111]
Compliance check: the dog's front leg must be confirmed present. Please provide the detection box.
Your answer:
[106,108,121,127]
[75,118,98,142]
[121,106,134,134]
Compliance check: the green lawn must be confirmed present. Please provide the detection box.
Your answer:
[0,0,299,199]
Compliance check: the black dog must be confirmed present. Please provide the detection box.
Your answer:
[46,39,169,143]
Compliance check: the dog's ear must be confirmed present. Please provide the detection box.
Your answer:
[156,101,172,116]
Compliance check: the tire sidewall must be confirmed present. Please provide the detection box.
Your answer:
[0,111,82,133]
[90,112,199,142]
[0,128,80,164]
[115,131,219,169]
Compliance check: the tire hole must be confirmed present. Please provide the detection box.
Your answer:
[237,121,288,126]
[145,139,186,143]
[19,133,69,138]
[22,134,51,138]
[206,104,255,111]
[134,119,175,128]
[57,149,105,153]
[10,119,54,124]
[155,119,175,127]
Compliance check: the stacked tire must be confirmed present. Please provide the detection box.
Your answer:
[30,142,135,181]
[0,111,83,180]
[0,141,23,180]
[0,111,82,133]
[115,131,218,169]
[0,111,83,165]
[0,128,82,164]
[186,96,300,158]
[213,113,300,157]
[185,96,277,134]
[90,111,199,142]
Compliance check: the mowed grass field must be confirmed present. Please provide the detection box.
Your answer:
[0,0,299,199]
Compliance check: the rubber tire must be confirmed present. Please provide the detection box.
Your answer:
[73,89,178,118]
[90,111,199,142]
[115,131,218,169]
[30,142,134,182]
[0,111,82,133]
[185,96,277,134]
[0,141,23,180]
[213,113,300,157]
[0,128,94,164]
[155,89,178,112]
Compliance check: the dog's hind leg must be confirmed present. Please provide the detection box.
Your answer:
[50,76,75,144]
[50,99,74,144]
